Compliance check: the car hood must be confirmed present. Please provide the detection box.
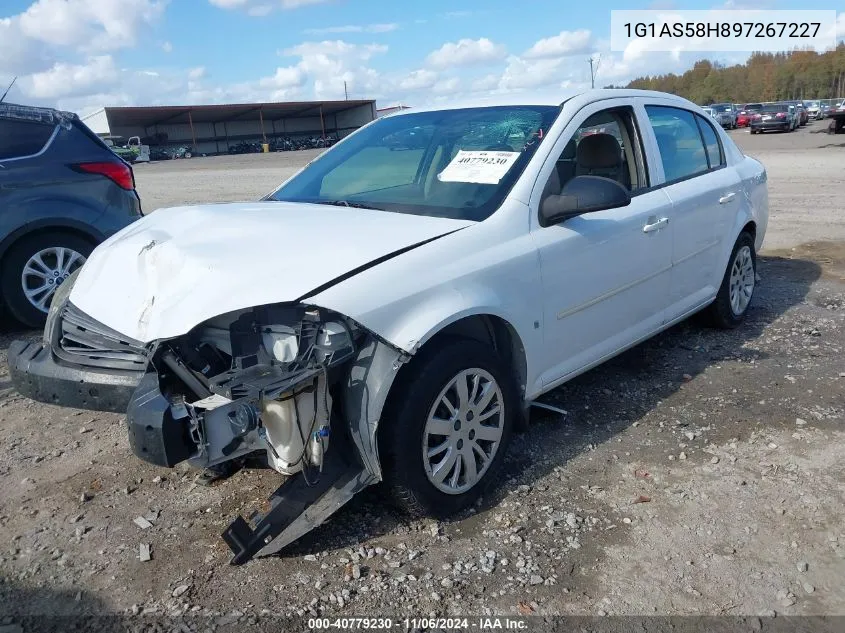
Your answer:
[69,202,473,342]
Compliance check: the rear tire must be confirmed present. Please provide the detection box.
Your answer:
[0,232,94,328]
[705,232,756,329]
[379,338,517,518]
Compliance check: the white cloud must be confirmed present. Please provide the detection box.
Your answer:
[18,0,167,53]
[471,74,499,92]
[304,23,398,35]
[398,69,438,91]
[522,29,593,59]
[426,38,507,69]
[498,56,569,91]
[208,0,330,14]
[258,65,306,96]
[248,4,273,16]
[188,66,206,80]
[208,0,249,7]
[432,77,461,95]
[0,16,55,75]
[161,41,173,53]
[279,40,388,99]
[25,55,119,100]
[282,40,388,61]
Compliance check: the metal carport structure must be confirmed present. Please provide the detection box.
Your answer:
[82,100,377,155]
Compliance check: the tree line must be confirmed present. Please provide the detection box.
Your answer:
[621,44,845,104]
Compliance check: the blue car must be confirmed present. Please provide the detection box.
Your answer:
[0,103,142,327]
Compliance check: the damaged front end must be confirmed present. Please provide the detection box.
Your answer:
[127,303,405,564]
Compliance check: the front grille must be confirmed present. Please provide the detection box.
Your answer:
[55,303,148,372]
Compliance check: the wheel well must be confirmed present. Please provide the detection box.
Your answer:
[0,225,98,265]
[423,314,528,400]
[741,221,756,242]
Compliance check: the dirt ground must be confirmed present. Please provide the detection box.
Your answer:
[0,120,843,624]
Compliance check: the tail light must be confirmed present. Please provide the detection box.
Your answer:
[776,112,786,118]
[71,161,135,190]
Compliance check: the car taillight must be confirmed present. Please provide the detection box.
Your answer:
[72,161,135,190]
[776,112,786,118]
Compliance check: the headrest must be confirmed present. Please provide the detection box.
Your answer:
[576,133,621,169]
[560,139,577,160]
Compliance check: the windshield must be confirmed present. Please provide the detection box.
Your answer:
[268,105,560,222]
[711,103,731,111]
[761,104,785,113]
[744,103,762,111]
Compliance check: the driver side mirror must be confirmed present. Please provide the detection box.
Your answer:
[539,175,632,227]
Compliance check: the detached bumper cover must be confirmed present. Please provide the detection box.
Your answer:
[7,339,144,413]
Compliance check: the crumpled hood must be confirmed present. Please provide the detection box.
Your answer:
[69,202,472,342]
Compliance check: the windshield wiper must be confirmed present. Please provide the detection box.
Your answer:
[313,199,385,211]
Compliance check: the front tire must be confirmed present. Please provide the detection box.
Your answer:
[705,232,756,329]
[380,338,517,518]
[0,232,93,328]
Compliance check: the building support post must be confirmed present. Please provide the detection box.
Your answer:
[259,108,267,143]
[319,104,326,139]
[188,110,198,152]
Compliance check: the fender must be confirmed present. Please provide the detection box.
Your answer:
[306,200,545,393]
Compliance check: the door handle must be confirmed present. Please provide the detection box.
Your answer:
[719,192,737,204]
[642,217,669,233]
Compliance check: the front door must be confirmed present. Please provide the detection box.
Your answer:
[530,102,674,388]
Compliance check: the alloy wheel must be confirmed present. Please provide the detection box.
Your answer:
[21,247,86,313]
[422,368,505,495]
[729,245,754,316]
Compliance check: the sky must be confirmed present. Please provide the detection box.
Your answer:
[1,0,843,116]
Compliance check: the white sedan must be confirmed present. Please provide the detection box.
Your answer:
[9,89,768,563]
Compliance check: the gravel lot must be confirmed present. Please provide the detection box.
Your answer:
[1,120,843,624]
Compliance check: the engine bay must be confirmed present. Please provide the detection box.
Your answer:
[138,304,359,477]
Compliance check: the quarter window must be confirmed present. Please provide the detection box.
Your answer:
[645,106,709,183]
[0,119,55,160]
[695,114,725,169]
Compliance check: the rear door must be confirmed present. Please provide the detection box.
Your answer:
[642,104,740,320]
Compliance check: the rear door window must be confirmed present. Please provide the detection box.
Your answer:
[0,119,55,160]
[645,106,709,184]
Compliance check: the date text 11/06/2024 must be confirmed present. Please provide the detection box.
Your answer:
[308,617,529,630]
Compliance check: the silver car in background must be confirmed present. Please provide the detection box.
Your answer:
[708,103,737,129]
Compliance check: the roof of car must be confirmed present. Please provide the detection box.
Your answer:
[0,102,77,126]
[388,88,696,115]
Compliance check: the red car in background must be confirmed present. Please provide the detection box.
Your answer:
[738,103,762,127]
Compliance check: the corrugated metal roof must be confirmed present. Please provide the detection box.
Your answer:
[96,100,375,127]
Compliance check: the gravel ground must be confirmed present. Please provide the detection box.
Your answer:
[0,121,843,624]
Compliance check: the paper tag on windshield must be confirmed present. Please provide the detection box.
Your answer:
[437,150,521,185]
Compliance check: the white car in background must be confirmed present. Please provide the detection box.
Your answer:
[9,89,769,563]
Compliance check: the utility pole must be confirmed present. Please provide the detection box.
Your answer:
[344,81,348,100]
[588,56,600,89]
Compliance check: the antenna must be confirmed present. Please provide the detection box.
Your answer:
[0,76,17,104]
